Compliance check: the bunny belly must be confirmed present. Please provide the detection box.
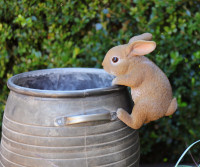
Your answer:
[131,86,171,103]
[131,88,142,102]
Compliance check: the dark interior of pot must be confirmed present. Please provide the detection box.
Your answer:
[13,70,114,91]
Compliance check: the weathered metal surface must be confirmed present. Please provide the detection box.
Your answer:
[0,68,139,167]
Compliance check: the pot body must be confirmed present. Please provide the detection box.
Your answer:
[0,68,139,167]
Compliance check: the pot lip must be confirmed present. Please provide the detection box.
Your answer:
[7,68,126,98]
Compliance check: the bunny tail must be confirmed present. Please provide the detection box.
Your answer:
[165,98,177,116]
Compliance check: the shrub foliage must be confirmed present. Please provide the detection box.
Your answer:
[0,0,200,163]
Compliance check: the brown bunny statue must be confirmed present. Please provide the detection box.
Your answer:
[102,33,177,129]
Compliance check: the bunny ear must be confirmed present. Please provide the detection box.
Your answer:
[127,40,156,56]
[129,33,152,43]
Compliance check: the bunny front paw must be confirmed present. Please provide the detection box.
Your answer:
[112,78,118,85]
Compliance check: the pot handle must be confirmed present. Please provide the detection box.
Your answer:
[54,109,117,126]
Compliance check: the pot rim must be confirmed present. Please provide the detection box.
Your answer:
[7,68,125,98]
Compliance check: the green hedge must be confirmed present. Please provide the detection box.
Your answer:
[0,0,200,164]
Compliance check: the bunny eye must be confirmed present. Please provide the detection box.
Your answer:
[112,57,119,63]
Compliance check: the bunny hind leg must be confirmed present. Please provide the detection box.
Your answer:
[117,106,147,129]
[117,108,133,127]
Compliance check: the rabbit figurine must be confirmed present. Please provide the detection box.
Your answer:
[102,33,177,129]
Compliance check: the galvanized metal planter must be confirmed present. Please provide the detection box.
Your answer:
[0,68,140,167]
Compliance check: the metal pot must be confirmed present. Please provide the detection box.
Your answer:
[0,68,139,167]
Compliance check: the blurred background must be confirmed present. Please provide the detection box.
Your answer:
[0,0,200,165]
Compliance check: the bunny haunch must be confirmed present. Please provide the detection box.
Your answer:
[102,33,177,129]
